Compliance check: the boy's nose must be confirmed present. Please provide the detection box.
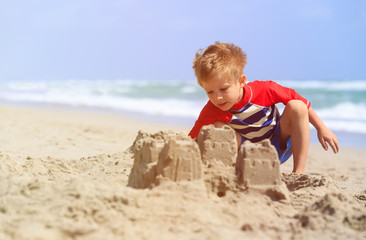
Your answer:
[215,92,223,100]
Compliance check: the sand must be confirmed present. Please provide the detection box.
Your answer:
[0,104,365,240]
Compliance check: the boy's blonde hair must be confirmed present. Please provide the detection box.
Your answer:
[193,41,247,86]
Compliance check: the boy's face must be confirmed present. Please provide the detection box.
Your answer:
[201,74,246,111]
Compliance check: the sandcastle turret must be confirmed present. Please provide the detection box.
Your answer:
[236,139,281,187]
[156,139,202,182]
[196,125,237,166]
[128,131,203,188]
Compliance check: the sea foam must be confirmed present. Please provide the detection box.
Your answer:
[0,79,365,134]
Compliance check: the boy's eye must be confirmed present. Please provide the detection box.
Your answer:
[220,87,228,91]
[206,91,213,94]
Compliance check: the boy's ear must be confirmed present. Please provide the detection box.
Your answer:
[239,75,247,87]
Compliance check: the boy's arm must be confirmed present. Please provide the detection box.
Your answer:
[189,101,232,139]
[308,107,339,153]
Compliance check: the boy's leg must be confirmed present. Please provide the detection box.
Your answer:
[279,100,310,173]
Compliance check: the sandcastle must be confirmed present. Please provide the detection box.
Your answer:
[128,125,285,198]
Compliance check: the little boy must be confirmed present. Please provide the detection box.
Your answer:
[188,41,339,173]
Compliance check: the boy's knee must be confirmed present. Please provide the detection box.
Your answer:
[286,100,308,117]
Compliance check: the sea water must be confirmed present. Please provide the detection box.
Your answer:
[0,79,365,148]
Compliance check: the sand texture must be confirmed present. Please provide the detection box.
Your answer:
[0,105,365,240]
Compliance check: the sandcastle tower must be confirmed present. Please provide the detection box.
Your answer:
[156,139,202,182]
[128,133,165,188]
[128,131,203,188]
[196,125,237,166]
[236,139,281,187]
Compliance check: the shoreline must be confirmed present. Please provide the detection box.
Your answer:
[1,101,365,149]
[0,102,366,150]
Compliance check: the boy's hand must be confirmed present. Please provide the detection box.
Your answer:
[309,107,339,154]
[317,127,339,153]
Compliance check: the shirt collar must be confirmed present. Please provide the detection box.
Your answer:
[230,84,252,111]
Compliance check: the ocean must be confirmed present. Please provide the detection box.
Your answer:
[0,79,365,148]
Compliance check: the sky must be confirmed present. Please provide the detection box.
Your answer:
[0,0,365,81]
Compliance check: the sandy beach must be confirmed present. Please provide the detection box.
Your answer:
[0,104,365,240]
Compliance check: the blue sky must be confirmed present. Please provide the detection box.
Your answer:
[0,0,365,81]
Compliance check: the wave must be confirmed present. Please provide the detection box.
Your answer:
[0,79,365,133]
[276,79,366,91]
[315,102,366,134]
[0,79,205,118]
[276,102,366,134]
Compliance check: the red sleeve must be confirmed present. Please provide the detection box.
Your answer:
[268,81,311,108]
[249,81,311,109]
[188,101,232,139]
